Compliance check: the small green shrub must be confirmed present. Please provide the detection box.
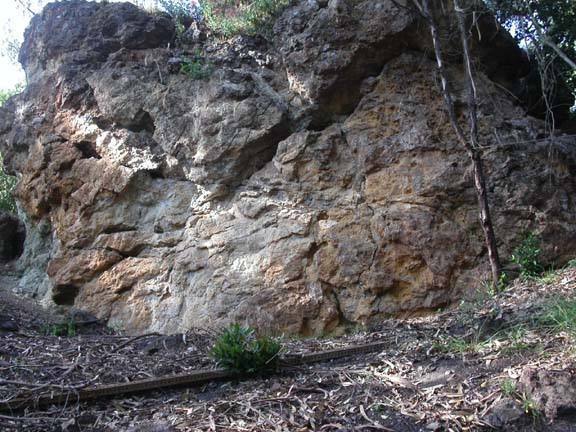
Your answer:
[43,320,77,337]
[511,232,543,278]
[497,272,510,291]
[180,55,212,79]
[520,393,541,419]
[500,379,517,397]
[211,323,281,373]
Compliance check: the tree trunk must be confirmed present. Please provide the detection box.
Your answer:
[416,0,502,287]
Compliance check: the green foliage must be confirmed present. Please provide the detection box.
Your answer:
[43,320,77,337]
[0,153,17,213]
[511,232,543,278]
[0,85,21,214]
[497,325,539,355]
[500,379,517,397]
[200,0,290,38]
[156,0,198,21]
[432,335,484,354]
[211,323,281,374]
[485,0,576,107]
[534,269,559,285]
[496,272,510,291]
[538,297,576,336]
[520,393,541,419]
[180,54,212,79]
[0,83,22,106]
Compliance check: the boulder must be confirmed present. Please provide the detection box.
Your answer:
[519,367,576,421]
[0,0,575,335]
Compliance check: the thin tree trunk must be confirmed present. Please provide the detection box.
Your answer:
[416,0,502,286]
[454,0,501,287]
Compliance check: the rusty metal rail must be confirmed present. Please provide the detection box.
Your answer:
[1,341,388,412]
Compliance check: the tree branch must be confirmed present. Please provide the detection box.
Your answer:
[13,0,36,16]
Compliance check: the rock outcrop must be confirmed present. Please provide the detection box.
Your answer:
[1,0,575,335]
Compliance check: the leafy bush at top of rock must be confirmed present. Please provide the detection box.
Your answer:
[211,323,281,373]
[511,232,544,278]
[200,0,290,38]
[0,86,21,107]
[157,0,203,21]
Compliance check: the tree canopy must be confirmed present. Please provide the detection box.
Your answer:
[485,0,576,117]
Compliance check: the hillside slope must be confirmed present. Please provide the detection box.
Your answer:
[1,267,576,431]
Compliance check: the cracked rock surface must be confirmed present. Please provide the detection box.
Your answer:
[1,0,575,335]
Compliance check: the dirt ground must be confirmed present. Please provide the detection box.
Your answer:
[1,268,576,432]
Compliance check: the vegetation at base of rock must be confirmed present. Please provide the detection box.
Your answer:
[180,55,212,79]
[211,323,281,373]
[42,320,77,337]
[538,298,576,337]
[511,232,544,279]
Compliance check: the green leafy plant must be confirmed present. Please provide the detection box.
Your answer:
[43,320,77,337]
[497,271,510,291]
[520,393,541,419]
[180,55,212,80]
[511,232,544,278]
[211,323,281,374]
[500,379,517,397]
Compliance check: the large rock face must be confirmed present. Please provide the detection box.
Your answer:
[1,0,575,335]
